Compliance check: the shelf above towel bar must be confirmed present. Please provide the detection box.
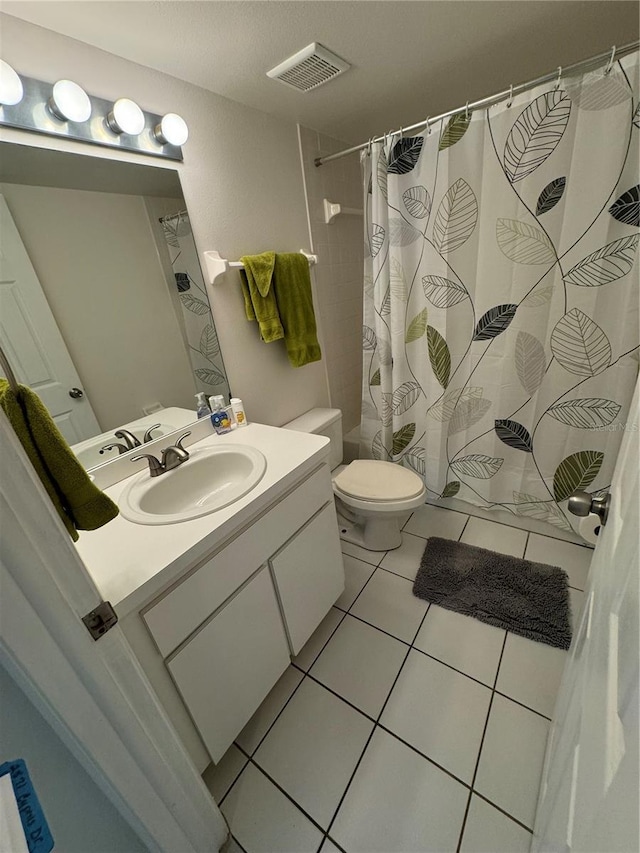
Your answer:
[203,249,318,286]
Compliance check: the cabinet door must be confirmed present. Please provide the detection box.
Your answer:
[270,503,345,655]
[167,566,289,763]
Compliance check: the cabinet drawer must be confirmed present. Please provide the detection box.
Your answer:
[144,464,333,657]
[167,565,290,763]
[270,502,345,655]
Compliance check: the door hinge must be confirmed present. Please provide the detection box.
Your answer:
[82,601,118,640]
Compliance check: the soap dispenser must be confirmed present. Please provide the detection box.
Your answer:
[194,392,210,419]
[209,395,232,434]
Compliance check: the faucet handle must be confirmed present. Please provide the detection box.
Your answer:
[174,431,192,453]
[143,424,162,443]
[131,452,164,477]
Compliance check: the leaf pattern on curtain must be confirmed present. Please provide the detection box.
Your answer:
[563,235,639,286]
[439,113,472,150]
[433,179,478,253]
[550,309,612,375]
[536,178,566,215]
[422,275,468,308]
[402,186,431,219]
[388,137,424,174]
[160,211,229,397]
[503,90,571,182]
[361,50,639,536]
[496,219,556,264]
[608,185,640,227]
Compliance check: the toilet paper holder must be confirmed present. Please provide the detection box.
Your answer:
[568,490,611,526]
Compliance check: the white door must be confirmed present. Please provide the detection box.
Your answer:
[0,194,100,443]
[533,380,639,852]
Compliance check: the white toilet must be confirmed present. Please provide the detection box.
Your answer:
[283,408,426,551]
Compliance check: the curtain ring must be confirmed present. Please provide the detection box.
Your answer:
[465,101,470,120]
[507,84,513,108]
[605,45,616,75]
[555,66,562,90]
[425,117,431,135]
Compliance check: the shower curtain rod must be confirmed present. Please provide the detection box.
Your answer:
[315,40,640,167]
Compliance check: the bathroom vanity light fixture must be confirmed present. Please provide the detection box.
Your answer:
[49,79,92,122]
[107,97,145,135]
[0,68,186,161]
[154,113,189,146]
[0,60,24,106]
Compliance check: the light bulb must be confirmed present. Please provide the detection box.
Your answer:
[49,79,91,122]
[107,98,145,135]
[154,113,188,146]
[0,60,23,106]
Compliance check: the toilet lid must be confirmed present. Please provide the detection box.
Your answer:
[333,460,424,502]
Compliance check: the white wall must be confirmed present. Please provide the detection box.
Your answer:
[1,182,196,431]
[0,13,330,426]
[299,127,364,432]
[0,663,147,853]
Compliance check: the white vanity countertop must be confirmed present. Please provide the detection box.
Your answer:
[75,423,329,617]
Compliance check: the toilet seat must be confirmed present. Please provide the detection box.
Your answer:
[333,460,424,502]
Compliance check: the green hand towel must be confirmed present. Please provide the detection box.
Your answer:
[0,379,119,541]
[239,252,284,342]
[273,253,322,367]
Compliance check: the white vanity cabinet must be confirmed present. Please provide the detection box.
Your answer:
[167,566,290,762]
[136,463,345,764]
[270,503,345,655]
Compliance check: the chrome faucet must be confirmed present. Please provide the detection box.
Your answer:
[132,431,191,477]
[115,428,141,449]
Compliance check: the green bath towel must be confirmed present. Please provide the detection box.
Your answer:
[239,252,321,367]
[273,253,322,368]
[0,379,119,541]
[239,252,284,342]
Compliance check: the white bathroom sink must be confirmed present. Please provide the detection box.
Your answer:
[119,444,267,525]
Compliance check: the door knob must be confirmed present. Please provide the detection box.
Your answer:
[69,387,84,399]
[568,490,610,526]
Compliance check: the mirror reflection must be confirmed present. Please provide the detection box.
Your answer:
[0,142,230,469]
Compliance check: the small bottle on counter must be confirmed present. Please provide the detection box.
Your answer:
[194,391,211,419]
[230,397,247,427]
[209,395,233,434]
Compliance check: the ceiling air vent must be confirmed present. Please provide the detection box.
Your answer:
[267,43,350,92]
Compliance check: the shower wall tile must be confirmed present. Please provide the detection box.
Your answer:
[299,124,364,434]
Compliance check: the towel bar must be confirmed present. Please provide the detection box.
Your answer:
[203,249,318,286]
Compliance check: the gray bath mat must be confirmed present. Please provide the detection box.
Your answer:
[413,537,571,649]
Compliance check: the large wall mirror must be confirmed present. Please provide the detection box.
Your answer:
[0,142,230,469]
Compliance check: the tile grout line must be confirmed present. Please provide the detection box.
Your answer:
[457,514,472,541]
[493,689,553,722]
[320,602,434,845]
[229,833,248,853]
[231,743,332,839]
[320,607,557,722]
[424,499,594,549]
[472,791,534,834]
[455,630,508,852]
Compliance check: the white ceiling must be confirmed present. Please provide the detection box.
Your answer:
[3,1,638,144]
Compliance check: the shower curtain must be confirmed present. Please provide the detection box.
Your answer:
[160,211,229,398]
[361,52,639,533]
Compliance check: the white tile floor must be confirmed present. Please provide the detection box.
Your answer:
[208,505,593,853]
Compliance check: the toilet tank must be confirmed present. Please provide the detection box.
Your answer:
[282,408,343,471]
